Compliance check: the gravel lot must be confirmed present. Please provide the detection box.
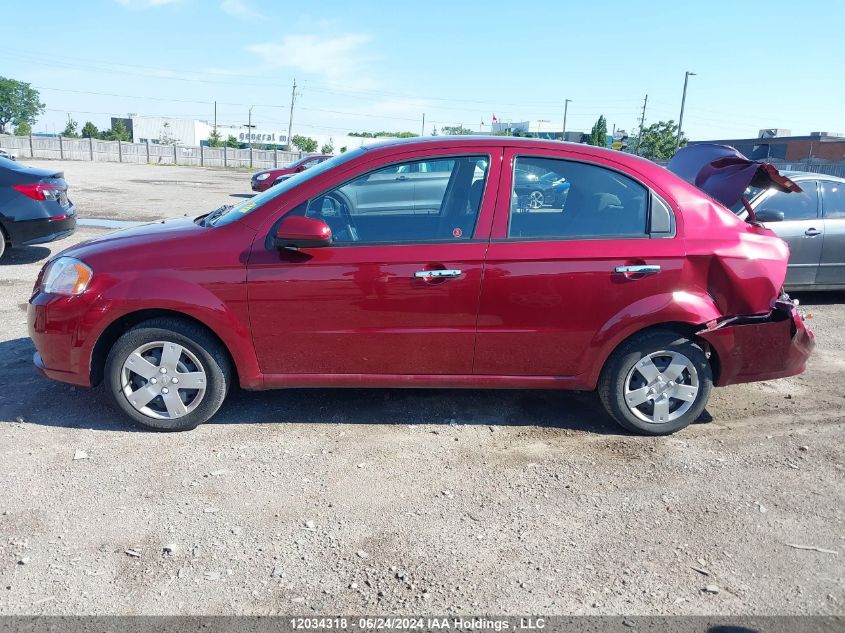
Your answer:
[1,160,843,616]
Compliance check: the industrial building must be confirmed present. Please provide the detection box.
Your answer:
[690,129,845,162]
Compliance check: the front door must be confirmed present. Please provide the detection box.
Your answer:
[754,180,823,287]
[818,179,845,286]
[474,150,686,378]
[247,152,499,376]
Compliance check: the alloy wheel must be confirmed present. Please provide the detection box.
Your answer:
[121,341,207,420]
[527,190,545,209]
[623,350,699,424]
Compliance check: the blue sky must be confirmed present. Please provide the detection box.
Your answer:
[3,0,842,140]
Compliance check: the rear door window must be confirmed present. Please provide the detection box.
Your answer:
[508,156,648,239]
[821,181,845,219]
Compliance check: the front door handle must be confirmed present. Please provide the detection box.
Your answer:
[414,269,462,279]
[614,264,661,275]
[805,228,821,237]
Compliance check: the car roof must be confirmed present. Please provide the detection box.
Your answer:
[781,170,845,183]
[359,135,664,173]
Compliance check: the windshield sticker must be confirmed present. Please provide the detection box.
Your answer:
[238,202,257,214]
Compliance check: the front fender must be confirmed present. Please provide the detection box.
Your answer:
[83,272,261,389]
[580,290,722,388]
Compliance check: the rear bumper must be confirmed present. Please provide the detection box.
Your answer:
[699,300,814,387]
[4,213,77,247]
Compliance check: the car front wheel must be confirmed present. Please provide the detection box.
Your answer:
[105,318,232,431]
[599,330,712,435]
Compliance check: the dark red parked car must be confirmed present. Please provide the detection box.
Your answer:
[28,137,813,434]
[251,154,333,192]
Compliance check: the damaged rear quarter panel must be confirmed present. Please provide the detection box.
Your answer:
[683,198,789,316]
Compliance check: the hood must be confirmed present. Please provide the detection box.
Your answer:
[667,144,801,210]
[59,216,202,261]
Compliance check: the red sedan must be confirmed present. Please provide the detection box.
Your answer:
[250,154,333,191]
[28,137,813,434]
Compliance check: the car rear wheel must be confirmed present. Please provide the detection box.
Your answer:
[105,318,231,431]
[0,224,7,259]
[527,190,545,209]
[599,329,712,435]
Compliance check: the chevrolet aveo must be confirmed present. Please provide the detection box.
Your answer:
[28,138,814,434]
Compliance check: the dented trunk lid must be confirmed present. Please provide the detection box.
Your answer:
[667,143,802,218]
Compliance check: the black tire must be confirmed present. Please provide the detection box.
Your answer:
[104,318,232,431]
[598,329,712,436]
[0,224,7,260]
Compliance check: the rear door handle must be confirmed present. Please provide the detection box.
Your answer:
[805,228,821,236]
[414,269,462,279]
[614,265,661,275]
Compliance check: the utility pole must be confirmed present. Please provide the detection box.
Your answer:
[677,71,696,150]
[637,94,648,156]
[562,98,572,139]
[288,78,297,151]
[421,113,425,137]
[247,105,255,168]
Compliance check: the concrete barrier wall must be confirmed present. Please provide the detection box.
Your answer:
[0,134,306,170]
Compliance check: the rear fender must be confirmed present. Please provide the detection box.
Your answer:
[583,290,722,388]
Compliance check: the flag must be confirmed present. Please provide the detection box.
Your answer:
[481,119,485,126]
[492,114,498,123]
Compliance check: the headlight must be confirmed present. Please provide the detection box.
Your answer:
[255,173,270,181]
[41,257,93,295]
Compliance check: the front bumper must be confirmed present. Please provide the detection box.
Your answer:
[28,290,106,388]
[699,300,814,386]
[251,178,271,192]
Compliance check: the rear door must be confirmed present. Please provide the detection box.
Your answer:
[753,180,822,286]
[474,149,684,378]
[817,179,845,285]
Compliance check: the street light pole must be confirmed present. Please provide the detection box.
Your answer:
[676,71,696,150]
[562,98,572,139]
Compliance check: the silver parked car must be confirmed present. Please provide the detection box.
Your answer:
[735,173,845,290]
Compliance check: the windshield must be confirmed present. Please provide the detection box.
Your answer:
[211,148,366,226]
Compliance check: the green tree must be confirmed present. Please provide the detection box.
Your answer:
[101,119,131,142]
[339,146,348,154]
[320,138,334,154]
[13,120,32,135]
[81,121,99,138]
[441,125,474,135]
[636,120,686,160]
[430,126,438,136]
[588,115,608,147]
[291,134,318,153]
[225,135,240,148]
[207,127,223,147]
[0,77,44,134]
[62,116,79,138]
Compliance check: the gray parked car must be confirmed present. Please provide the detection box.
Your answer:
[735,172,845,290]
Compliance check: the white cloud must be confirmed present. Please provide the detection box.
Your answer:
[246,33,373,87]
[220,0,260,19]
[114,0,181,7]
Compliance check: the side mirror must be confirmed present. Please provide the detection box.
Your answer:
[755,209,785,223]
[273,216,332,249]
[295,165,305,172]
